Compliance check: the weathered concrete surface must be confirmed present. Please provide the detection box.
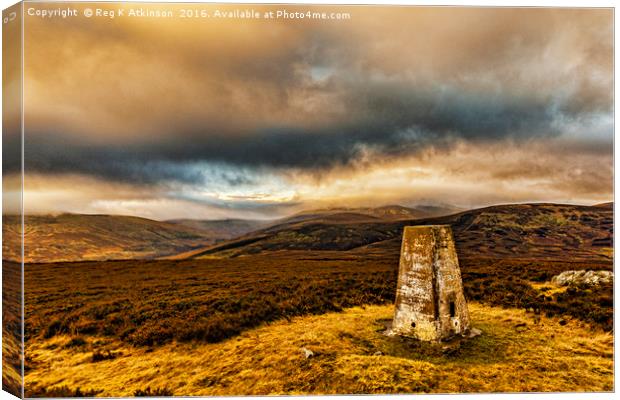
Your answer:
[388,225,471,341]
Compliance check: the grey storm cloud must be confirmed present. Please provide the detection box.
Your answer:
[16,78,608,186]
[16,6,612,187]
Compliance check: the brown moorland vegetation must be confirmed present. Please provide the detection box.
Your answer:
[25,252,397,347]
[25,252,612,350]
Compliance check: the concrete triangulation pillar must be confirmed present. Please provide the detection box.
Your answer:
[387,225,471,341]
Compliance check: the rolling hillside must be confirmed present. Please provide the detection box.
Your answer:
[162,205,459,259]
[2,204,457,263]
[431,202,613,260]
[4,203,612,263]
[181,203,613,261]
[167,205,458,242]
[166,219,271,241]
[2,214,215,263]
[278,204,460,224]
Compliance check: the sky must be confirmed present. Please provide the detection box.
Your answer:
[6,4,614,220]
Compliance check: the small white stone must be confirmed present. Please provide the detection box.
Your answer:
[468,328,482,338]
[301,347,314,359]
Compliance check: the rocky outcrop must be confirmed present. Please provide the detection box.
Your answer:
[551,270,613,287]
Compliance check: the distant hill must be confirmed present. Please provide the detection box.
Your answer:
[2,214,215,263]
[165,205,457,259]
[2,204,458,263]
[163,204,460,259]
[279,204,460,225]
[166,218,271,241]
[5,203,611,263]
[179,203,613,262]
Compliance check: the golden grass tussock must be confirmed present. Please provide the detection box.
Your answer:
[3,261,22,397]
[2,329,22,396]
[25,303,613,396]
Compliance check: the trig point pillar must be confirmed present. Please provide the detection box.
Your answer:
[388,225,471,341]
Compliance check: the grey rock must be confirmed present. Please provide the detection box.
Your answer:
[551,270,613,287]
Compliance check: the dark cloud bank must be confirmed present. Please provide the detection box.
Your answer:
[16,82,609,186]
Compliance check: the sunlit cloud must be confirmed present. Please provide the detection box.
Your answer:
[15,5,612,219]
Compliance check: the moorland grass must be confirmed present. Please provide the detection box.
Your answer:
[25,303,613,396]
[25,254,612,350]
